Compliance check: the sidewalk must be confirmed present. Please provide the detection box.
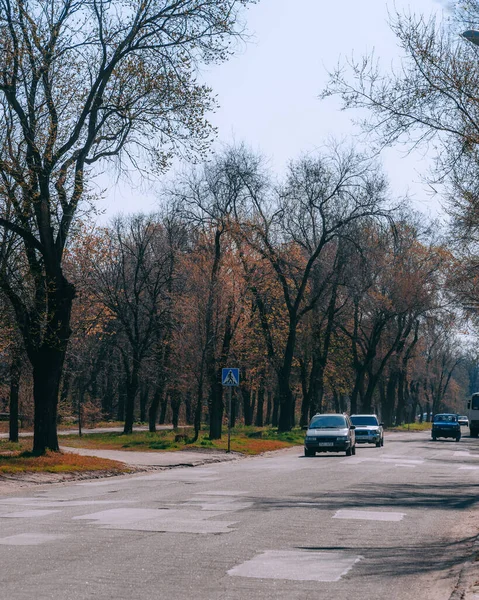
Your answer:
[60,445,242,468]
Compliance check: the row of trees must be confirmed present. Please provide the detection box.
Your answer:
[2,1,479,452]
[2,145,471,444]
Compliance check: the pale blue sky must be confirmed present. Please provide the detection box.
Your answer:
[97,0,449,220]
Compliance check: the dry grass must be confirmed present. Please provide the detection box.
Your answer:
[60,426,305,455]
[0,438,129,475]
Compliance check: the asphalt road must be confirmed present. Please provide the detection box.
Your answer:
[0,431,478,600]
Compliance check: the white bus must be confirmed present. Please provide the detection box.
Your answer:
[467,393,479,437]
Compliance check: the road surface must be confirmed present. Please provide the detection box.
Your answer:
[0,431,478,600]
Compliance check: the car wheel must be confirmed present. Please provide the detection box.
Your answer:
[352,445,356,455]
[345,446,352,456]
[432,436,436,441]
[304,449,315,457]
[375,441,381,447]
[456,436,461,442]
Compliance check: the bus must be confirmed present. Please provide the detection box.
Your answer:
[467,393,479,437]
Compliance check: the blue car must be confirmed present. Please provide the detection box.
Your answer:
[431,414,461,442]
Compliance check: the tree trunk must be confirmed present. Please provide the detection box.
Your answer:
[139,383,149,423]
[32,348,65,454]
[159,393,168,425]
[272,392,280,427]
[265,390,272,425]
[9,350,21,443]
[255,387,265,427]
[184,391,193,425]
[123,358,140,434]
[209,379,224,440]
[171,391,181,430]
[242,386,254,426]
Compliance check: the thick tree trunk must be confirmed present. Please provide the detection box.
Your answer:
[9,350,21,443]
[209,380,224,440]
[32,348,65,454]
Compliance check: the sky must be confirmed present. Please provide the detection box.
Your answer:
[96,0,450,221]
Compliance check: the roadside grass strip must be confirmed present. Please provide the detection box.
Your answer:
[333,509,406,522]
[228,550,363,582]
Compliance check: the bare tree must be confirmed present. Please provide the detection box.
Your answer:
[239,146,391,431]
[0,0,256,453]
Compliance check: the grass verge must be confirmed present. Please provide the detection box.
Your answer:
[0,438,130,475]
[59,425,305,455]
[388,422,432,432]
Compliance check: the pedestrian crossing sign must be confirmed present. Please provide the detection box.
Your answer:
[222,368,239,386]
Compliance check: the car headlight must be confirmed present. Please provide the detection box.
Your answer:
[337,436,348,441]
[305,436,316,441]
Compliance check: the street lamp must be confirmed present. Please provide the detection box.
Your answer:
[462,30,479,45]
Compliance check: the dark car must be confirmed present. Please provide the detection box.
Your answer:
[304,413,356,457]
[431,414,461,442]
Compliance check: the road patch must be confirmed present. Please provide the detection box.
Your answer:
[228,549,362,582]
[333,509,405,522]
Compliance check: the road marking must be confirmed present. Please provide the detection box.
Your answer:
[0,510,60,518]
[454,451,471,457]
[228,550,362,582]
[0,533,67,545]
[394,464,417,468]
[333,509,405,522]
[459,466,479,470]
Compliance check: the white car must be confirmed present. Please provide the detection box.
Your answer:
[350,414,384,447]
[458,415,469,427]
[304,413,356,457]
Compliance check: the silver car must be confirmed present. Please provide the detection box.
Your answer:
[304,413,356,457]
[350,414,384,447]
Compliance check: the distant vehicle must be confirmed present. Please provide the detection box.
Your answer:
[457,415,469,427]
[350,414,384,447]
[431,414,461,442]
[467,394,479,438]
[304,413,356,457]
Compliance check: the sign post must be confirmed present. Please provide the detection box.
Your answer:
[222,368,240,453]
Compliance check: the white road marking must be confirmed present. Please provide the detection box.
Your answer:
[228,550,362,582]
[454,451,471,457]
[0,533,67,545]
[0,510,60,518]
[333,509,405,522]
[459,466,479,470]
[394,464,417,468]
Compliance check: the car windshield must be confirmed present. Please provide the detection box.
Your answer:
[459,416,468,420]
[434,415,457,422]
[309,415,347,429]
[350,416,378,426]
